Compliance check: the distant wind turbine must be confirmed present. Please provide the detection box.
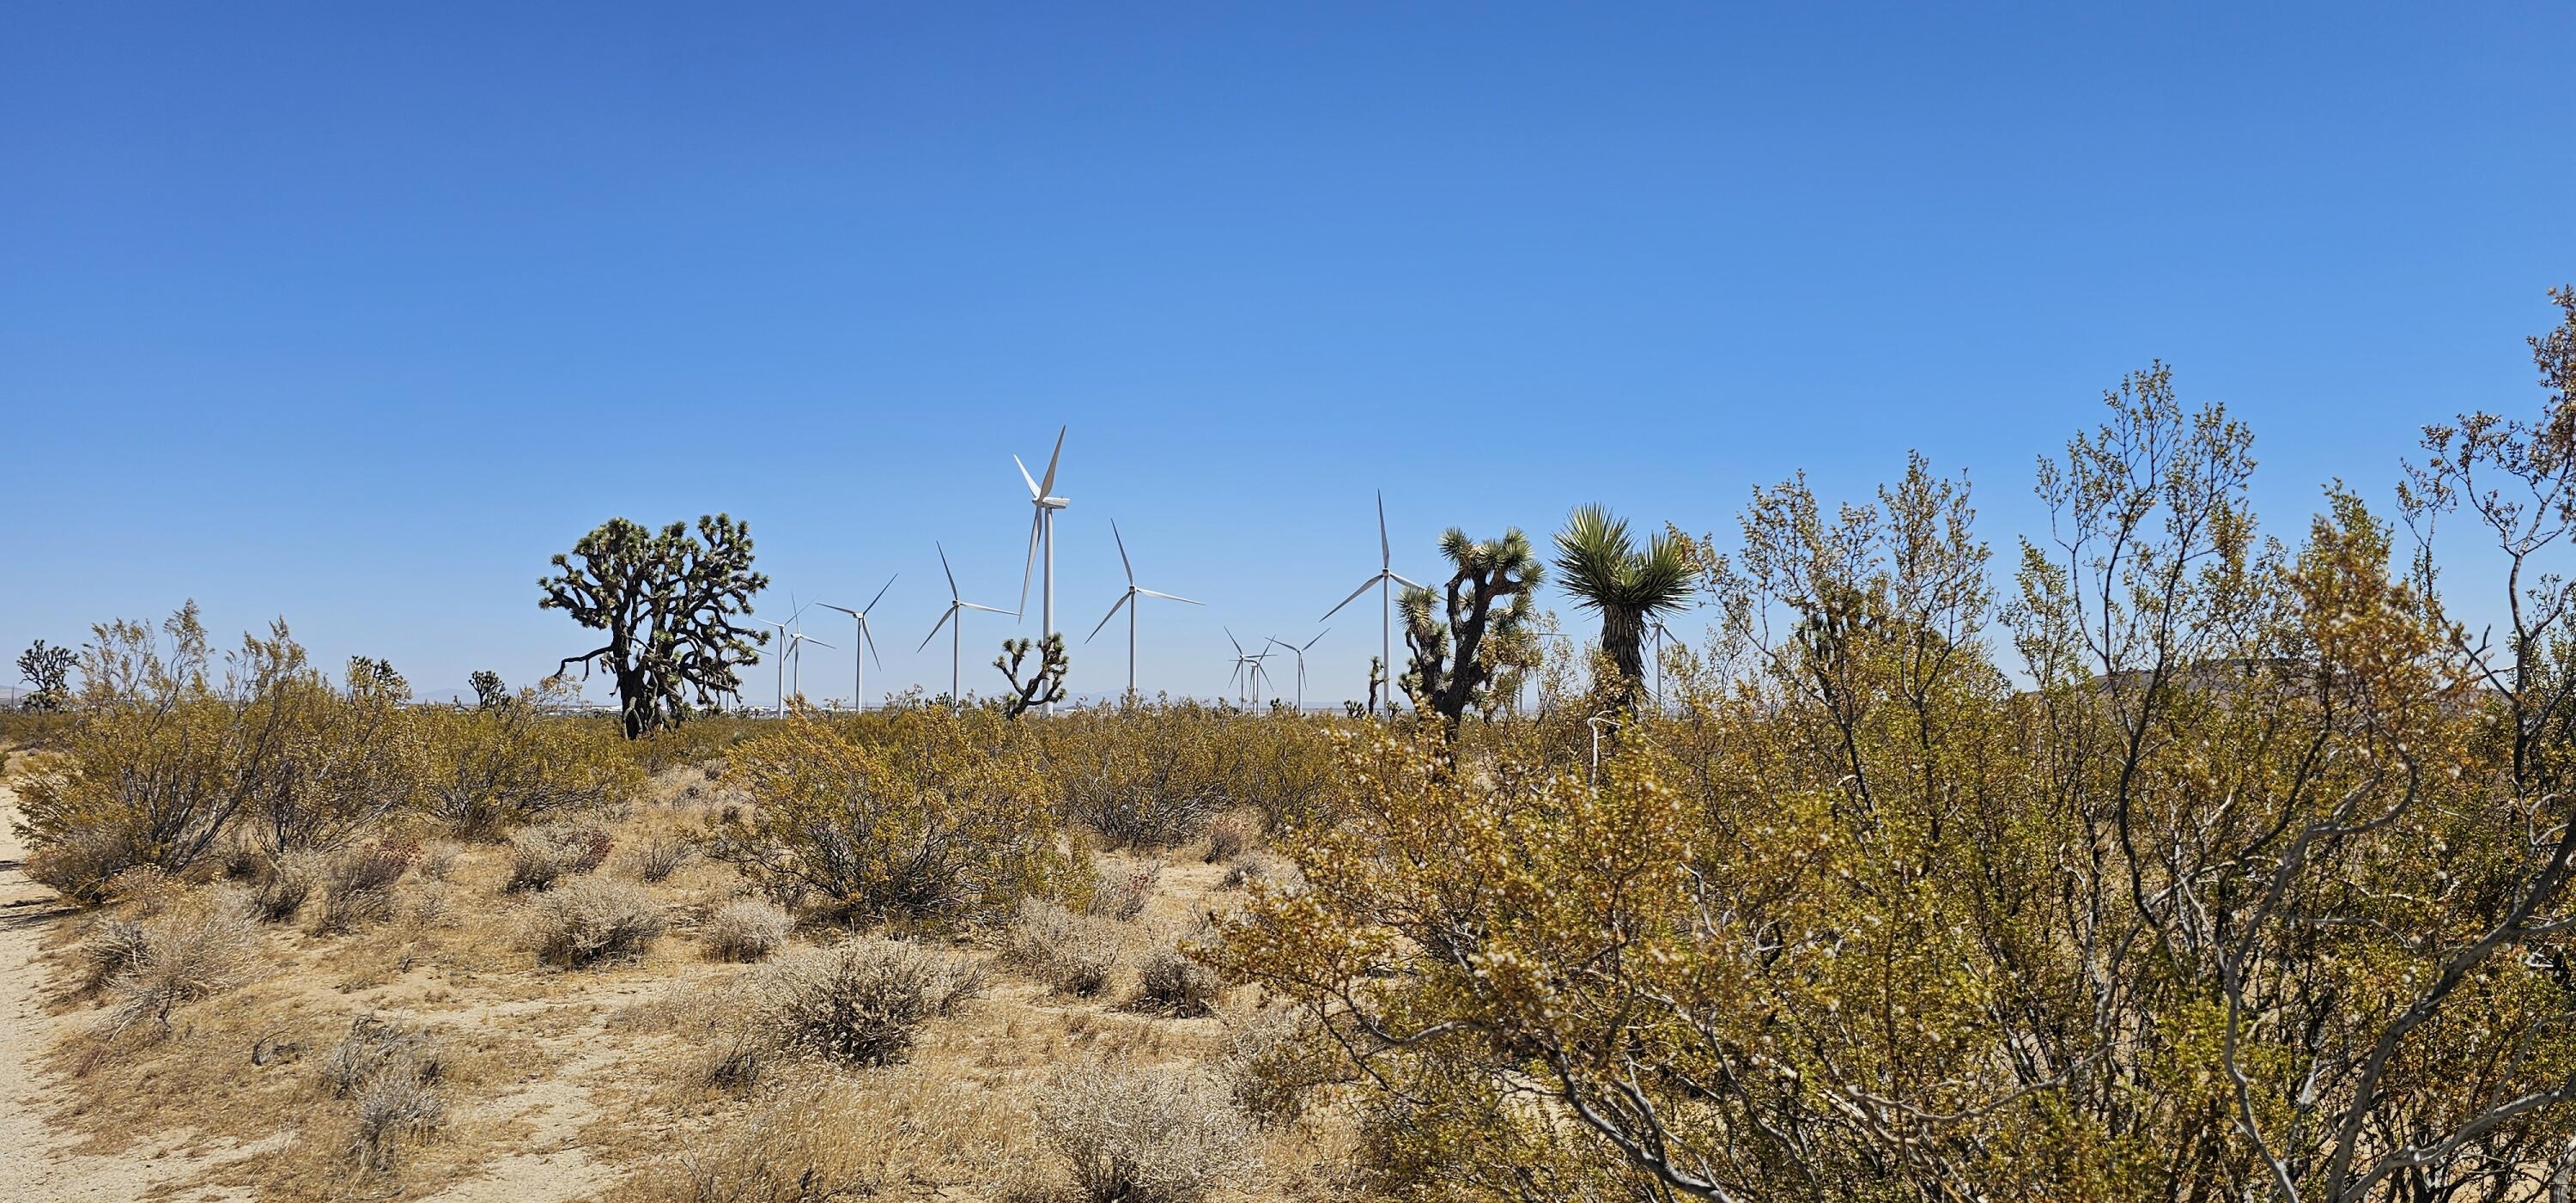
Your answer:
[817,574,896,714]
[784,629,834,707]
[1225,629,1274,706]
[1084,520,1202,701]
[920,543,1013,714]
[1014,426,1070,714]
[754,599,811,716]
[1320,490,1421,717]
[1266,630,1329,713]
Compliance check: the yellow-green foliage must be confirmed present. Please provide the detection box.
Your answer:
[712,709,1084,925]
[416,681,641,836]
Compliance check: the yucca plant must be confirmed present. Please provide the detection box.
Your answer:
[1551,504,1692,708]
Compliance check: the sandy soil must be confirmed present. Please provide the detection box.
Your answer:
[0,772,256,1202]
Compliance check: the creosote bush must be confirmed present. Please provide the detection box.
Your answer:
[1036,1061,1257,1203]
[625,834,695,884]
[312,838,418,933]
[507,821,616,891]
[750,937,986,1067]
[525,877,666,969]
[1130,928,1224,1018]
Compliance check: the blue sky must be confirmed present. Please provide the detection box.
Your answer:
[3,3,2570,706]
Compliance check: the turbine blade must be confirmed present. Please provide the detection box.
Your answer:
[918,605,957,652]
[1038,425,1065,497]
[1112,519,1134,586]
[1225,626,1244,655]
[1303,629,1329,650]
[1136,588,1202,605]
[817,603,858,617]
[805,638,836,650]
[1389,571,1425,590]
[863,574,896,614]
[1377,489,1389,567]
[1020,509,1042,616]
[961,602,1013,616]
[862,622,884,670]
[1320,576,1378,622]
[1085,592,1132,643]
[1014,453,1042,499]
[937,542,959,598]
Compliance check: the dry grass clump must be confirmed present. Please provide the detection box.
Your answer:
[750,937,987,1068]
[1202,815,1255,864]
[94,886,264,1037]
[506,821,616,891]
[625,833,696,884]
[1086,859,1162,921]
[416,839,463,881]
[1037,1061,1257,1203]
[1131,928,1224,1018]
[75,914,150,993]
[1003,899,1126,999]
[248,849,326,922]
[524,877,667,968]
[609,1067,1045,1203]
[1222,852,1303,893]
[320,1015,450,1171]
[704,897,794,963]
[312,838,419,933]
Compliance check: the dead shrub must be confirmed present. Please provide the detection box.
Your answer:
[416,840,463,881]
[525,877,667,969]
[312,838,419,933]
[1037,1061,1257,1203]
[1003,899,1125,999]
[507,821,616,891]
[1085,859,1160,921]
[619,1075,883,1202]
[1222,852,1303,893]
[248,849,325,922]
[704,898,794,963]
[96,886,263,1037]
[751,937,986,1067]
[627,834,696,884]
[1131,929,1224,1018]
[1217,1005,1342,1127]
[323,1016,450,1172]
[1201,815,1254,864]
[319,1013,447,1098]
[75,916,149,993]
[352,1069,447,1172]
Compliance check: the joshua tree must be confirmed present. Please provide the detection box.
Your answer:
[1399,527,1544,731]
[347,655,408,698]
[995,635,1069,719]
[469,669,508,709]
[540,514,770,738]
[1552,504,1692,708]
[15,639,73,712]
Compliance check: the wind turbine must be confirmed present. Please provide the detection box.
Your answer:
[1225,629,1274,706]
[1084,520,1202,701]
[817,574,896,714]
[1320,490,1421,717]
[920,543,1013,714]
[754,600,811,716]
[1266,630,1329,713]
[1014,425,1070,714]
[784,629,834,708]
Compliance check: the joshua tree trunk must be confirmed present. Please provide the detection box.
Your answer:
[1600,608,1645,701]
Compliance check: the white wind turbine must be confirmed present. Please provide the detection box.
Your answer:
[817,574,896,714]
[754,600,811,716]
[1084,520,1202,701]
[920,542,1013,714]
[784,629,834,708]
[1320,490,1421,717]
[1266,629,1329,713]
[1014,425,1070,714]
[1225,629,1274,706]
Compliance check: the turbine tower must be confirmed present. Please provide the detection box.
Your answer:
[817,574,896,714]
[1014,425,1069,714]
[1320,490,1421,717]
[754,599,810,716]
[1084,520,1202,701]
[1266,630,1329,713]
[784,630,834,708]
[920,542,1012,714]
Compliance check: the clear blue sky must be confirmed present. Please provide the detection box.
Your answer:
[4,3,2570,706]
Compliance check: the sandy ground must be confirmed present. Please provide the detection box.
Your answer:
[0,772,255,1201]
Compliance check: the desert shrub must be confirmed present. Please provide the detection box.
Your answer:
[1216,1005,1342,1127]
[1220,852,1302,893]
[704,898,793,963]
[507,821,616,891]
[416,840,463,881]
[626,834,695,884]
[711,712,1081,926]
[1047,707,1230,848]
[1200,815,1253,864]
[418,679,641,836]
[1002,899,1124,999]
[324,1015,448,1172]
[408,879,459,927]
[621,1076,882,1203]
[1085,859,1159,921]
[13,607,436,902]
[1036,1061,1256,1203]
[312,838,419,933]
[248,848,326,922]
[75,916,149,993]
[750,937,986,1067]
[525,877,666,968]
[96,886,263,1037]
[1130,927,1223,1017]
